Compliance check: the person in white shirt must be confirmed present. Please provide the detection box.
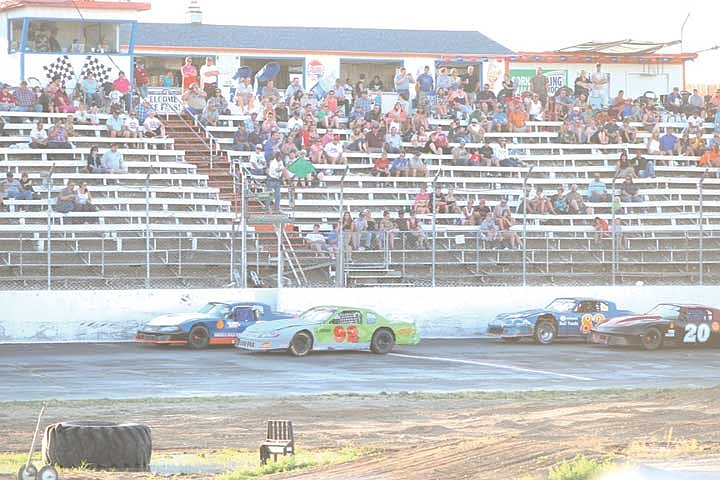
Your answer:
[124,111,142,138]
[143,111,166,138]
[305,223,328,254]
[287,111,303,131]
[590,63,609,109]
[323,136,345,164]
[266,155,284,211]
[29,121,48,148]
[199,57,220,96]
[248,144,267,175]
[527,94,544,120]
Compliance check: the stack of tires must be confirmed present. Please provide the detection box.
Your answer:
[42,421,152,470]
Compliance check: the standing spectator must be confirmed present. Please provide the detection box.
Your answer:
[181,57,198,92]
[611,218,624,249]
[102,143,127,173]
[135,97,151,125]
[461,65,479,104]
[134,61,149,98]
[574,70,591,99]
[1,172,33,200]
[29,121,48,148]
[394,67,414,102]
[530,68,548,106]
[266,153,284,212]
[48,119,71,148]
[113,71,132,112]
[415,66,434,110]
[590,63,609,109]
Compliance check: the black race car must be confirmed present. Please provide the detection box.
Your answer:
[591,303,720,351]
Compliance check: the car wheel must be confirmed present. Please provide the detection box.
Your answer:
[535,321,557,345]
[370,329,395,354]
[289,331,313,357]
[188,325,210,349]
[640,327,663,351]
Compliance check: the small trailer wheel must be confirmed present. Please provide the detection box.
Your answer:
[17,463,37,480]
[38,465,59,480]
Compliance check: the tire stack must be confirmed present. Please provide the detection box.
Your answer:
[42,421,152,470]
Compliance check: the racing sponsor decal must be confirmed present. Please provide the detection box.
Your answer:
[395,327,415,336]
[226,321,240,329]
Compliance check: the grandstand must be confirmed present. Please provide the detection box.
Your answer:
[1,98,718,289]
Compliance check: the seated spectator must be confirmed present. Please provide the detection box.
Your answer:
[73,182,98,218]
[699,144,720,168]
[86,145,107,173]
[182,83,207,116]
[497,209,521,249]
[390,151,409,177]
[491,138,523,167]
[248,144,267,175]
[0,84,16,111]
[566,184,590,214]
[14,81,42,112]
[631,151,655,178]
[659,130,678,156]
[508,102,529,132]
[371,154,391,177]
[551,187,569,214]
[232,124,252,151]
[55,182,76,213]
[592,216,610,244]
[462,200,475,225]
[287,150,322,188]
[143,111,166,138]
[305,224,329,256]
[529,186,554,214]
[29,121,48,148]
[113,71,132,112]
[407,211,427,248]
[621,176,642,202]
[384,126,403,154]
[200,102,219,126]
[587,174,608,202]
[451,140,471,166]
[346,127,367,153]
[377,210,399,249]
[479,212,502,245]
[323,136,345,164]
[208,88,230,115]
[665,86,683,113]
[646,131,661,155]
[414,185,430,214]
[1,172,32,201]
[124,111,142,140]
[352,211,372,250]
[102,143,127,173]
[431,186,447,214]
[527,93,544,120]
[409,151,427,177]
[47,119,72,148]
[79,72,103,107]
[106,111,128,139]
[615,152,635,178]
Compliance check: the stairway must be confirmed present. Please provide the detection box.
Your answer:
[163,113,236,208]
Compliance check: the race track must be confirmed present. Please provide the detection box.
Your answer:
[2,339,720,402]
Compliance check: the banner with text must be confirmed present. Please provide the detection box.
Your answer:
[510,69,568,96]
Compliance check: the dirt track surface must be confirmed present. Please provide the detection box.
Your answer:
[2,388,720,480]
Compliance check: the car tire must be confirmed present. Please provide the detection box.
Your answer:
[289,331,313,357]
[188,325,210,349]
[42,421,152,469]
[370,329,395,354]
[535,321,557,345]
[640,327,663,351]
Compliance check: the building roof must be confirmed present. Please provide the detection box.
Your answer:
[0,0,151,12]
[134,23,514,56]
[556,39,680,55]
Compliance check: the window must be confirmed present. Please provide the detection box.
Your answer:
[24,20,131,54]
[577,302,597,313]
[9,19,24,53]
[366,312,377,325]
[546,299,577,312]
[599,302,609,312]
[332,311,362,325]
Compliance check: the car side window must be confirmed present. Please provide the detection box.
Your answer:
[331,311,362,325]
[366,312,377,325]
[252,306,263,322]
[686,309,710,322]
[577,302,596,313]
[599,302,609,312]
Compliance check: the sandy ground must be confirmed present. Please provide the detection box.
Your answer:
[2,388,720,480]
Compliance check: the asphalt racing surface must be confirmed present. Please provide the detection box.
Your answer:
[2,339,720,401]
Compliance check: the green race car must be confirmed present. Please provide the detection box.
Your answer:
[235,305,420,356]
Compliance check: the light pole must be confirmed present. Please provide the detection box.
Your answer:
[611,173,620,286]
[46,164,55,290]
[431,169,441,288]
[522,166,534,286]
[240,167,248,288]
[680,13,691,53]
[699,168,708,285]
[335,166,349,288]
[145,171,151,289]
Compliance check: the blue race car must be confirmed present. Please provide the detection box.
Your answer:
[487,297,634,345]
[135,301,294,349]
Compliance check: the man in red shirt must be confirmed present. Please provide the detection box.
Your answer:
[134,62,149,98]
[0,84,16,111]
[371,154,390,177]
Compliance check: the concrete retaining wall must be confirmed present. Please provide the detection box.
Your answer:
[0,286,717,343]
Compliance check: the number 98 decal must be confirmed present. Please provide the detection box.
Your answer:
[684,323,711,344]
[580,313,606,334]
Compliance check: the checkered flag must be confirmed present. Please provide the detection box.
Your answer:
[80,56,114,84]
[42,55,75,86]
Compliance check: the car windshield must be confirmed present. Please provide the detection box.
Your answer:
[646,304,680,320]
[197,303,231,317]
[299,307,336,323]
[546,299,578,312]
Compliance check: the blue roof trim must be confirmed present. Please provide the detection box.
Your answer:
[134,23,514,56]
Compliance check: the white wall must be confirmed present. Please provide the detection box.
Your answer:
[0,286,717,343]
[509,62,683,98]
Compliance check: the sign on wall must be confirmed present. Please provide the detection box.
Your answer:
[23,53,131,92]
[147,91,182,114]
[510,69,568,96]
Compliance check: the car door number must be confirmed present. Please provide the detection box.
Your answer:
[333,325,359,343]
[580,314,606,334]
[684,323,711,343]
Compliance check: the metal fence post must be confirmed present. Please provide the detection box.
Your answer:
[522,166,534,286]
[611,174,619,286]
[241,167,248,289]
[336,166,349,288]
[46,164,55,291]
[145,172,151,289]
[699,168,708,285]
[431,170,441,288]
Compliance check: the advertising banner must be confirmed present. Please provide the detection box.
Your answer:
[510,69,568,96]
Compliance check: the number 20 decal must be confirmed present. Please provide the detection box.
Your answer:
[684,323,711,343]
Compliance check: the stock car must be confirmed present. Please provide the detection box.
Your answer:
[591,303,720,350]
[135,302,294,349]
[235,306,420,356]
[487,297,634,345]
